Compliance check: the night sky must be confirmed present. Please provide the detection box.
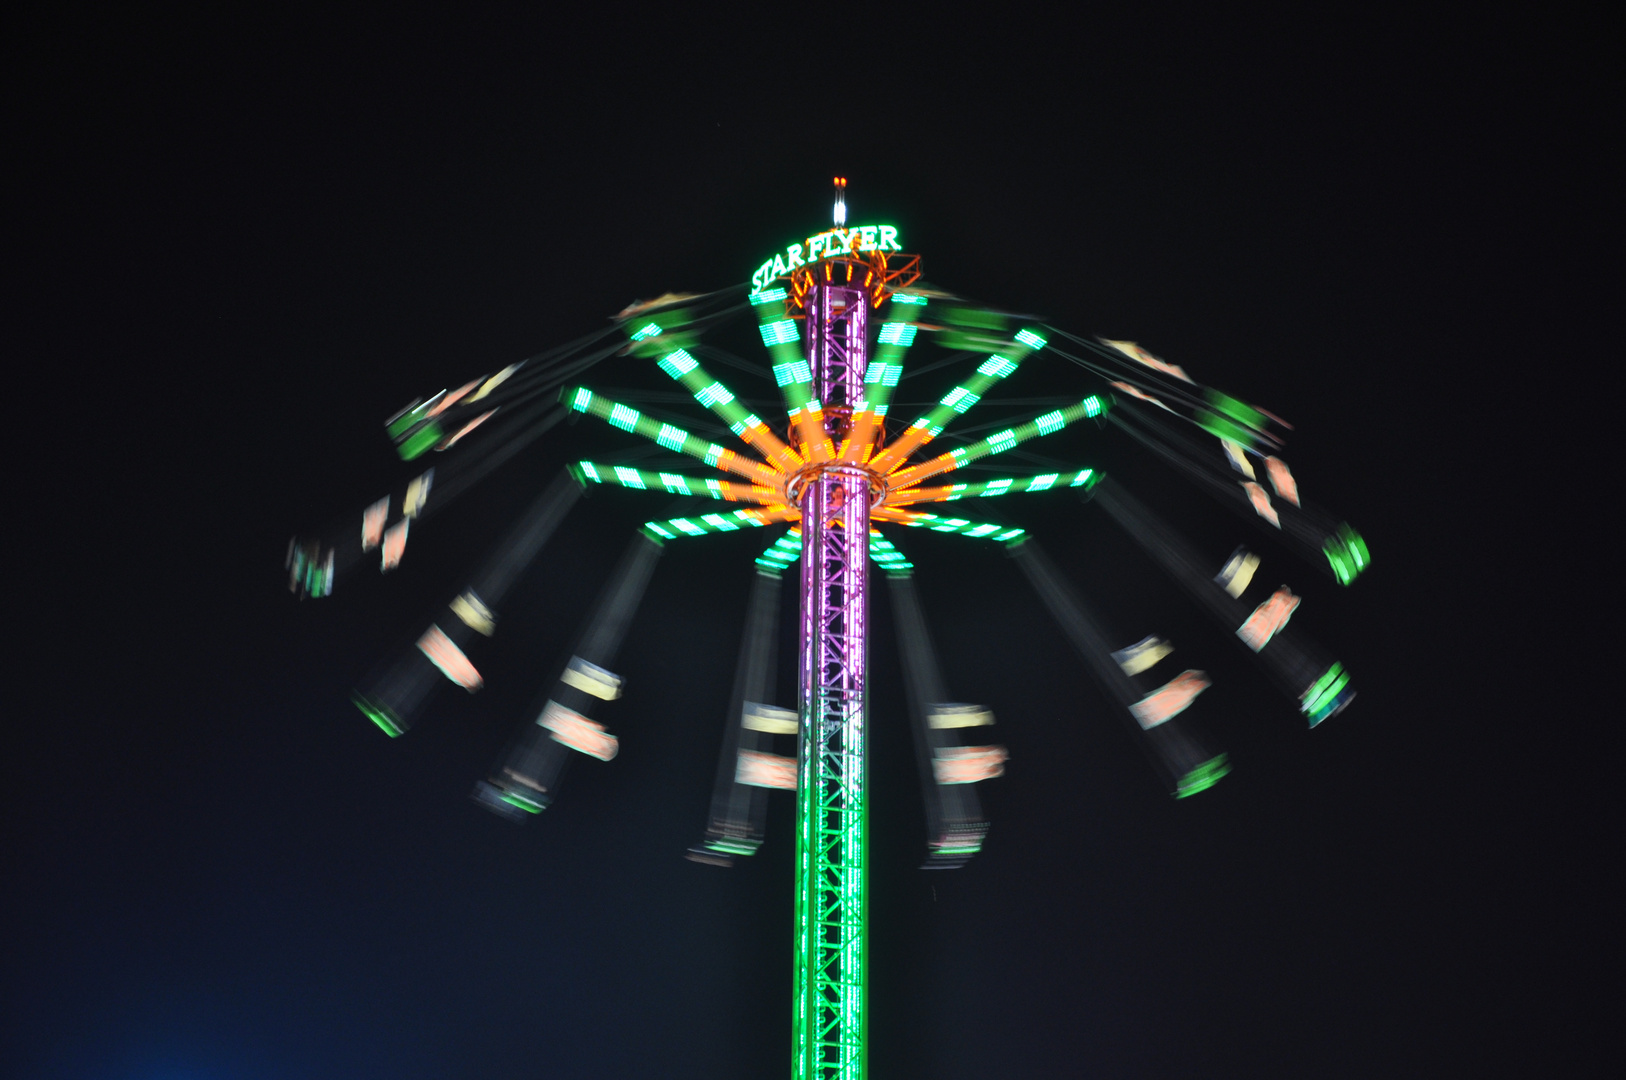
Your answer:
[8,9,1615,1078]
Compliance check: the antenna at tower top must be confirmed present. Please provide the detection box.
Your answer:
[832,177,847,227]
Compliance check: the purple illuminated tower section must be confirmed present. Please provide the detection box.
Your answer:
[792,281,871,1079]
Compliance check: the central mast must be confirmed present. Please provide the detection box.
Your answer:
[793,175,872,1080]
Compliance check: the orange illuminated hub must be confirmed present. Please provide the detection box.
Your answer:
[567,377,1106,532]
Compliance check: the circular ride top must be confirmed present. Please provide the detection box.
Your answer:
[290,181,1369,1080]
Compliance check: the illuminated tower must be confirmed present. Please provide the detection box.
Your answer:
[792,232,872,1079]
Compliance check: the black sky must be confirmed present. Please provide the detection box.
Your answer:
[6,8,1616,1078]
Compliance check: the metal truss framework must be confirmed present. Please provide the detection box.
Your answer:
[793,284,870,1080]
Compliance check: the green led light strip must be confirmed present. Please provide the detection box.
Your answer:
[889,468,1098,505]
[652,348,802,471]
[848,294,927,433]
[639,508,787,543]
[886,394,1108,491]
[570,461,776,503]
[866,328,1046,476]
[562,386,778,486]
[877,512,1027,542]
[750,290,833,461]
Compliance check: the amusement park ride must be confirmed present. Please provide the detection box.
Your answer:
[289,179,1368,1079]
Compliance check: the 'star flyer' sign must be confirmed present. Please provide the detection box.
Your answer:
[751,225,902,295]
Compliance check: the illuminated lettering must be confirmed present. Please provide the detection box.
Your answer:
[749,225,905,294]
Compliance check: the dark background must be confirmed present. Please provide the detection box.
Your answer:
[6,8,1615,1078]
